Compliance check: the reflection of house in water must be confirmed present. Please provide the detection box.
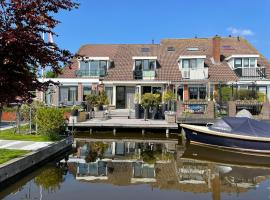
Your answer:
[77,161,108,181]
[68,139,178,185]
[66,139,270,200]
[131,162,156,183]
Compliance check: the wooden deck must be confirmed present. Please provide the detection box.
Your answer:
[68,118,178,129]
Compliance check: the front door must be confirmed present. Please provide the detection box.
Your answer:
[116,86,126,109]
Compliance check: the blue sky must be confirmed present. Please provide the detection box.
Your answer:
[53,0,270,59]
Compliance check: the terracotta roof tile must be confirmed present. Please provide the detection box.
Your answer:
[59,37,270,82]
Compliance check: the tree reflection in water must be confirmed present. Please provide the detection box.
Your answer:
[34,165,65,193]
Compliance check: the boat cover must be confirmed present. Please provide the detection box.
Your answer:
[209,117,270,137]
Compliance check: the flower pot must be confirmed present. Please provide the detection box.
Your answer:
[134,103,141,119]
[165,111,176,123]
[94,106,99,112]
[152,107,158,120]
[161,103,168,119]
[70,109,78,116]
[144,108,149,120]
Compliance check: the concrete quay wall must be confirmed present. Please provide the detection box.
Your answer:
[0,137,72,184]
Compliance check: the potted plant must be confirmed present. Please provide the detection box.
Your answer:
[141,93,158,121]
[70,105,79,116]
[162,91,176,123]
[85,93,98,118]
[97,91,109,111]
[151,93,161,119]
[134,92,141,119]
[162,90,175,111]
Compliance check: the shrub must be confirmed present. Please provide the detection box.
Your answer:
[97,91,109,106]
[141,93,161,109]
[36,107,65,140]
[85,93,98,107]
[20,101,44,122]
[219,86,232,102]
[162,90,175,103]
[237,89,258,100]
[257,92,267,102]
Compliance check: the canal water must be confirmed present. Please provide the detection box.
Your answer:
[2,133,270,200]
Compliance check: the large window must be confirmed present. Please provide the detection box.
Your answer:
[250,58,256,67]
[135,59,156,71]
[79,60,107,77]
[243,58,249,67]
[83,86,91,101]
[234,58,242,68]
[234,58,257,68]
[59,86,78,103]
[182,59,198,69]
[189,87,198,99]
[189,86,206,100]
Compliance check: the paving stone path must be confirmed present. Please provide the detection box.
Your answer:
[0,140,52,151]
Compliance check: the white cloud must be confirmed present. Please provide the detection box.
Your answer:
[227,27,254,36]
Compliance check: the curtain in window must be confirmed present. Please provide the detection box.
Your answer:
[105,87,113,105]
[68,87,77,102]
[60,87,69,103]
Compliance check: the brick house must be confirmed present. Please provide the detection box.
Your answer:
[38,36,270,109]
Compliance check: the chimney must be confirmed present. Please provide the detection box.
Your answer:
[212,35,221,63]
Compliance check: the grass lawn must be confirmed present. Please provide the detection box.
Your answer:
[0,125,51,142]
[0,149,29,164]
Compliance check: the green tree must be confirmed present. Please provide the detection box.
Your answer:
[0,0,79,123]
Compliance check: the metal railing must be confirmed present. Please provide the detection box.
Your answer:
[234,67,266,78]
[75,69,106,77]
[181,68,208,79]
[133,70,156,80]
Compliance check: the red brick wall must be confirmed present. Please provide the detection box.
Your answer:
[213,36,221,63]
[78,83,82,102]
[183,85,188,101]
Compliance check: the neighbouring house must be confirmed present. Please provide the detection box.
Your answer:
[37,36,270,110]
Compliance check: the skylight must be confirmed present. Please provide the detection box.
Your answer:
[187,47,200,51]
[222,45,235,50]
[140,48,150,52]
[167,47,175,51]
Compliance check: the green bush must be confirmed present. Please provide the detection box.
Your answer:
[36,107,65,140]
[85,93,98,107]
[97,91,109,106]
[257,92,267,102]
[162,90,175,103]
[237,89,258,100]
[20,101,44,122]
[141,93,161,109]
[220,86,232,102]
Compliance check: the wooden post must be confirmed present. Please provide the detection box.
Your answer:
[113,128,116,136]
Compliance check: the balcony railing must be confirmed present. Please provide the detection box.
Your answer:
[133,70,156,80]
[234,67,266,79]
[182,68,208,79]
[75,69,106,77]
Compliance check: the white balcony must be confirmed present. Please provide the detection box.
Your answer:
[182,68,208,79]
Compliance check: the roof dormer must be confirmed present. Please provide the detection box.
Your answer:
[178,55,208,79]
[132,56,157,80]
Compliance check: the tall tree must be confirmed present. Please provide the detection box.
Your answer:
[0,0,79,107]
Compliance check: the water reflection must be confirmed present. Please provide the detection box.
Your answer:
[2,136,270,200]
